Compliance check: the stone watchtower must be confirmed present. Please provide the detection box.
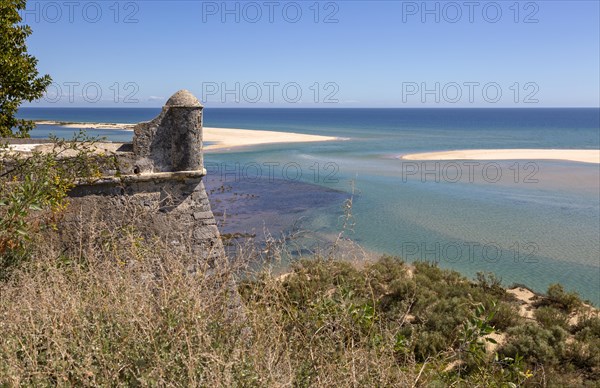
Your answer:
[133,90,204,174]
[63,90,224,265]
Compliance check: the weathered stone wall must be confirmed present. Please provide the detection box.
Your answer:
[59,90,225,264]
[133,90,204,174]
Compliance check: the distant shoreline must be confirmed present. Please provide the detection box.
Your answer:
[31,120,340,151]
[35,120,135,130]
[401,149,600,164]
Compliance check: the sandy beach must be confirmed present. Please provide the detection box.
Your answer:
[3,144,41,152]
[26,121,339,151]
[203,127,337,150]
[401,149,600,164]
[35,121,135,130]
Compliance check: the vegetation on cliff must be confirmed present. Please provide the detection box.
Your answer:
[0,135,117,276]
[0,217,598,386]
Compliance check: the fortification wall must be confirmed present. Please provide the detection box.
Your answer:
[57,90,225,264]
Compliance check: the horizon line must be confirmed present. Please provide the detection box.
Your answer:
[20,106,600,110]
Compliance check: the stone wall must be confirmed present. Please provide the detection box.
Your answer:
[59,90,225,265]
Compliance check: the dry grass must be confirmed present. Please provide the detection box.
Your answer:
[1,207,599,386]
[0,212,421,386]
[0,243,246,385]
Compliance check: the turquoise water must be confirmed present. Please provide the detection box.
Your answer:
[18,108,600,303]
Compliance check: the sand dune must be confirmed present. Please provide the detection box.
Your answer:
[401,149,600,164]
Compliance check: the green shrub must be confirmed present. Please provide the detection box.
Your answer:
[500,323,567,365]
[475,271,506,299]
[488,301,521,331]
[545,283,582,313]
[574,317,600,339]
[284,258,363,304]
[566,316,600,378]
[535,306,569,330]
[564,338,600,377]
[0,135,117,278]
[412,330,448,361]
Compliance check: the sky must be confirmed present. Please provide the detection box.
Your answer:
[19,0,600,108]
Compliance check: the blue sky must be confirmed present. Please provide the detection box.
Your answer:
[21,0,600,107]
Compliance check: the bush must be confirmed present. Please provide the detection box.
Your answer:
[500,323,567,365]
[476,271,506,299]
[564,338,600,377]
[488,301,521,331]
[412,330,448,361]
[545,283,582,313]
[535,306,569,330]
[0,136,117,278]
[568,316,600,378]
[574,317,600,339]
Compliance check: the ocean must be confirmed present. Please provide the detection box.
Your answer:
[17,107,600,304]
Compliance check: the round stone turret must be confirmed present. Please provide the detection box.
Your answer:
[166,89,203,108]
[133,90,204,172]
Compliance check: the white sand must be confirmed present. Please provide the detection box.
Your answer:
[507,287,537,320]
[36,121,135,130]
[32,121,340,151]
[401,149,600,164]
[203,127,337,150]
[4,144,42,152]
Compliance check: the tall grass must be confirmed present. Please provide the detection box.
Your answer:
[0,207,599,386]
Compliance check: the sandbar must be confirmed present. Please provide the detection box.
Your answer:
[29,121,340,151]
[203,127,337,151]
[35,121,135,130]
[401,149,600,164]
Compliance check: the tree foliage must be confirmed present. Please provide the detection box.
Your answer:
[0,0,52,137]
